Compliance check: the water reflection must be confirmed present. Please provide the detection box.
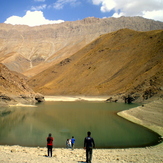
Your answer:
[0,101,160,148]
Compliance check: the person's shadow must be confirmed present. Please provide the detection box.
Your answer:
[78,161,87,163]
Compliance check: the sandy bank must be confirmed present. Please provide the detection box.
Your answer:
[44,96,109,102]
[118,98,163,137]
[9,103,37,107]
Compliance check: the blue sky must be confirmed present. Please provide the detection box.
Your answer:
[1,0,163,26]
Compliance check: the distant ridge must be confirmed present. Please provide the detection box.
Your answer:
[0,16,163,77]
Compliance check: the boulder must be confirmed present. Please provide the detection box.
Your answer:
[35,93,45,103]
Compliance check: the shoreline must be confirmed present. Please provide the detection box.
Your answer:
[118,98,163,137]
[0,97,163,162]
[44,95,109,102]
[9,103,37,107]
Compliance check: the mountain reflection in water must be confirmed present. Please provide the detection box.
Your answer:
[0,101,160,148]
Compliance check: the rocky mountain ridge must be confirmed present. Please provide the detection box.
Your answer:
[0,63,44,106]
[0,16,163,77]
[0,16,163,103]
[28,28,163,102]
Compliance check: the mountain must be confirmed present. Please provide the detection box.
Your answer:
[0,16,163,77]
[0,63,44,106]
[28,28,163,102]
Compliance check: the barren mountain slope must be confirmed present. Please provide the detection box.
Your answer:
[0,16,163,77]
[28,29,163,100]
[0,63,44,105]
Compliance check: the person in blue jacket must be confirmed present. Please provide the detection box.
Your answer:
[71,136,76,150]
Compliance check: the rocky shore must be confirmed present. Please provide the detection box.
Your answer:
[0,98,163,163]
[0,143,163,163]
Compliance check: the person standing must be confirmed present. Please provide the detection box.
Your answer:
[66,138,72,148]
[47,133,54,157]
[68,138,72,148]
[84,131,95,163]
[71,136,76,150]
[66,139,69,148]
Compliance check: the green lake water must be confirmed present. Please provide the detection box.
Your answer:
[0,101,161,148]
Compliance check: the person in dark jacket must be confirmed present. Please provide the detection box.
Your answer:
[84,131,95,163]
[47,133,54,157]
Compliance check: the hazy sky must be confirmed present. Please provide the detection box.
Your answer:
[1,0,163,26]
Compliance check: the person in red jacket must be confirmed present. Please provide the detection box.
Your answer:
[47,133,54,157]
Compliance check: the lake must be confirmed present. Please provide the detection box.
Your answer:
[0,100,161,148]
